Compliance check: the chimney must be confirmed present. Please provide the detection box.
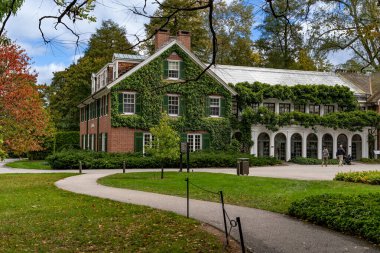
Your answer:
[154,29,170,51]
[177,30,191,51]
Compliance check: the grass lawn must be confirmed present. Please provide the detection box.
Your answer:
[5,160,51,170]
[0,174,226,252]
[99,172,380,214]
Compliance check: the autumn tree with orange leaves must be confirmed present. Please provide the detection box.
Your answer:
[0,40,53,156]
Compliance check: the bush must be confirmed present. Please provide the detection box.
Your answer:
[46,150,281,170]
[289,157,338,165]
[54,131,80,152]
[288,193,380,244]
[359,158,380,164]
[334,171,380,185]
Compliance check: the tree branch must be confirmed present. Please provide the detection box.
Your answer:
[0,0,17,37]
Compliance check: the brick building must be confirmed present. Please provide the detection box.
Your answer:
[79,30,378,159]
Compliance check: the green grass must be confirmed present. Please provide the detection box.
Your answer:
[0,174,225,252]
[99,172,380,214]
[6,160,51,170]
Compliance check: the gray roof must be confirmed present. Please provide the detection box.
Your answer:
[113,53,147,62]
[210,65,366,94]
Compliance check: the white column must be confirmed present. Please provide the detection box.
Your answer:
[333,133,338,159]
[305,104,310,114]
[251,130,257,155]
[318,133,323,159]
[270,132,275,157]
[362,133,368,158]
[347,134,352,156]
[320,105,325,116]
[286,131,291,161]
[302,132,307,158]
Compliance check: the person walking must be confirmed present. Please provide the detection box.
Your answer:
[322,147,329,167]
[336,144,346,166]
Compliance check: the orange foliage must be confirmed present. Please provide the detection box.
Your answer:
[0,42,52,154]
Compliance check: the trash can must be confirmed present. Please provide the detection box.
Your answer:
[237,158,250,175]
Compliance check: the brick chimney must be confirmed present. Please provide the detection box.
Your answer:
[177,30,191,51]
[154,29,170,51]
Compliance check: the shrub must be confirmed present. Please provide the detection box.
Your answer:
[289,193,380,244]
[289,157,339,165]
[359,158,380,164]
[334,171,380,185]
[46,150,281,170]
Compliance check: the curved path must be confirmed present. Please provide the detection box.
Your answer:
[1,160,379,252]
[55,171,380,253]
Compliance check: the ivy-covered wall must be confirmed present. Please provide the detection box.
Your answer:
[235,82,358,110]
[235,82,380,152]
[110,44,234,150]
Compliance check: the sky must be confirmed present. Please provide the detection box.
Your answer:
[5,0,353,85]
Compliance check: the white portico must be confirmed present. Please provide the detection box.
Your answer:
[251,125,371,161]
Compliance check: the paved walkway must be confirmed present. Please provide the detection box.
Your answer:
[1,159,380,252]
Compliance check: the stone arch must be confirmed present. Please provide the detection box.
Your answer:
[337,134,348,152]
[291,133,302,159]
[306,133,318,159]
[257,133,270,157]
[351,134,362,160]
[274,133,287,160]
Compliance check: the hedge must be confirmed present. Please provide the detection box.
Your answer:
[334,171,380,185]
[289,193,380,244]
[46,150,281,170]
[359,158,380,164]
[289,157,339,165]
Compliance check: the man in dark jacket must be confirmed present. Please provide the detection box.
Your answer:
[336,144,346,166]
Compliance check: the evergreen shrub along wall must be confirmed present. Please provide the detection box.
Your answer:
[111,44,233,150]
[235,82,380,152]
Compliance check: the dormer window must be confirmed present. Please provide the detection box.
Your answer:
[168,61,180,79]
[163,59,184,80]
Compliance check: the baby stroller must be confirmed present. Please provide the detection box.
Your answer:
[344,154,352,165]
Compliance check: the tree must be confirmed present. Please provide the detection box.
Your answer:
[310,0,380,71]
[144,0,258,66]
[0,41,52,155]
[47,20,135,130]
[213,0,259,66]
[147,113,180,179]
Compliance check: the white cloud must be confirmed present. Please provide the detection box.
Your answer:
[34,63,66,84]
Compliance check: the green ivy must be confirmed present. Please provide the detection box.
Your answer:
[237,82,380,152]
[235,82,358,110]
[110,44,233,150]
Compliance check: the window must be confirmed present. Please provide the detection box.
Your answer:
[168,95,179,116]
[279,103,291,114]
[338,106,347,112]
[309,105,320,115]
[360,106,367,111]
[263,103,275,113]
[294,104,305,113]
[209,97,220,117]
[101,133,108,152]
[168,61,180,79]
[188,134,201,152]
[143,133,155,154]
[251,103,260,112]
[324,105,334,114]
[123,93,135,114]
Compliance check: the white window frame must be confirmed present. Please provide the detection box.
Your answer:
[187,134,202,152]
[168,94,180,116]
[168,60,180,80]
[143,133,155,154]
[209,96,221,117]
[123,92,136,115]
